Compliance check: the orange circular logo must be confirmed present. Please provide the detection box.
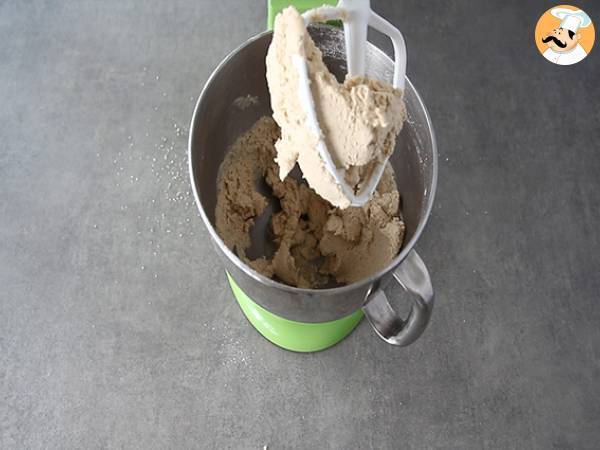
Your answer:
[535,5,595,65]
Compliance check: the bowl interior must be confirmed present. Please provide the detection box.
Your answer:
[190,25,435,270]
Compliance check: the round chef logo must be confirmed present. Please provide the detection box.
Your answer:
[535,5,595,65]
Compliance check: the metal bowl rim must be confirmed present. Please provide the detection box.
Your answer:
[188,26,438,296]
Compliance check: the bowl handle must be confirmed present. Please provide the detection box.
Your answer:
[362,250,434,346]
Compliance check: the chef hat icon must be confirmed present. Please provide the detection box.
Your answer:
[550,8,592,33]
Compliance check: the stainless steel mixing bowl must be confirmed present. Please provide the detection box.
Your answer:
[189,25,438,346]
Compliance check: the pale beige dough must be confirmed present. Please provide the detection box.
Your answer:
[266,6,406,209]
[215,117,405,289]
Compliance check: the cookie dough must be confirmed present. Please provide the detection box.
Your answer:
[266,6,406,209]
[216,117,405,289]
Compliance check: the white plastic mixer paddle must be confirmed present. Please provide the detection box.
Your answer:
[294,0,407,206]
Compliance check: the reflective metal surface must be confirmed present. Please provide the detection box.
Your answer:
[189,25,438,343]
[363,249,434,345]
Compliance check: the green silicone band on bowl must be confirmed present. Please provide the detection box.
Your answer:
[227,272,363,352]
[268,0,339,29]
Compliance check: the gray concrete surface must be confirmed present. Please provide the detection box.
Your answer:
[1,0,599,448]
